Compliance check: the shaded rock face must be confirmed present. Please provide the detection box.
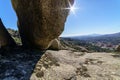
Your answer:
[11,0,74,49]
[0,47,44,80]
[0,19,16,47]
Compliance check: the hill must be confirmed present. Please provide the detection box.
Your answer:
[68,32,120,51]
[7,28,113,52]
[61,38,111,52]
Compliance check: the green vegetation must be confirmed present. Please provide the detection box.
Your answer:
[12,37,21,45]
[7,28,22,45]
[61,38,113,52]
[6,28,118,52]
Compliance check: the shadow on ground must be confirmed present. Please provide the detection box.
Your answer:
[0,46,45,80]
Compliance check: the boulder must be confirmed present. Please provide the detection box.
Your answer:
[116,45,120,52]
[11,0,74,49]
[0,19,16,47]
[48,38,62,50]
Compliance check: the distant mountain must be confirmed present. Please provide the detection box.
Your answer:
[71,32,120,41]
[87,34,102,37]
[68,32,120,51]
[69,34,101,39]
[101,32,120,37]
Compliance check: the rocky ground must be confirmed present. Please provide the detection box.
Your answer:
[0,48,120,80]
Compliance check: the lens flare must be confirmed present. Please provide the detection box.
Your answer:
[63,0,79,15]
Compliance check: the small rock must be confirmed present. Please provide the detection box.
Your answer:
[36,71,44,78]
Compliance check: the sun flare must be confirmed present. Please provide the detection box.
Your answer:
[63,0,79,15]
[70,5,78,14]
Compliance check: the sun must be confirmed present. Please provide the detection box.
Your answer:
[63,0,79,15]
[70,5,78,14]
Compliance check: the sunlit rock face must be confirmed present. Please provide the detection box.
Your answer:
[48,38,62,50]
[11,0,74,49]
[0,19,16,47]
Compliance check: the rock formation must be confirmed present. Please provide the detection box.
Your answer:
[48,38,62,50]
[0,19,16,47]
[116,45,120,52]
[11,0,74,49]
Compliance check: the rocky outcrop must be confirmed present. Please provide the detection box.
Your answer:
[1,48,120,80]
[31,50,120,80]
[11,0,74,49]
[116,45,120,52]
[0,19,16,47]
[48,38,63,50]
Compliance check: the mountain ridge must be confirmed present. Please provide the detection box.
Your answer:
[69,32,120,39]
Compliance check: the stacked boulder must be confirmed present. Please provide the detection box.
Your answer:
[0,0,74,49]
[11,0,74,49]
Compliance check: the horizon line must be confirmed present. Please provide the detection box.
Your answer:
[60,32,120,37]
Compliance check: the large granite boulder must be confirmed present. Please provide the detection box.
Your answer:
[11,0,74,49]
[0,19,16,47]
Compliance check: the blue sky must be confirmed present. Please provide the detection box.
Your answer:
[0,0,120,37]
